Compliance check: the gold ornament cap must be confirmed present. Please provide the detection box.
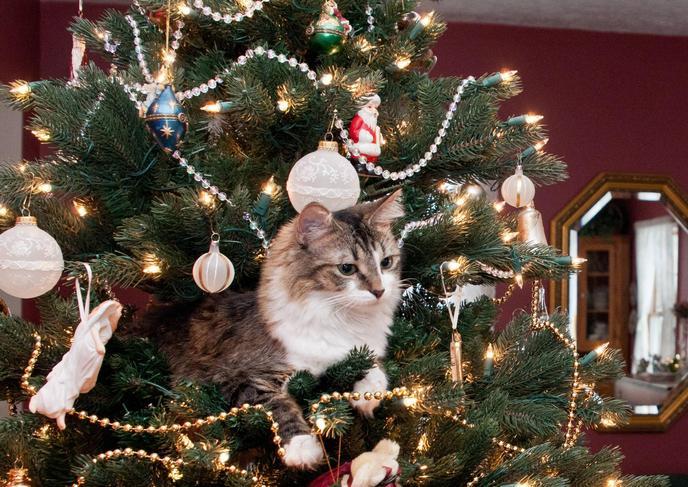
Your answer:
[318,140,339,151]
[15,216,37,225]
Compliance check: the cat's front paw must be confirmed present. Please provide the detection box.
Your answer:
[282,434,324,469]
[351,366,388,418]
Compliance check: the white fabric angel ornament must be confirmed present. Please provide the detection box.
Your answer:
[29,265,122,429]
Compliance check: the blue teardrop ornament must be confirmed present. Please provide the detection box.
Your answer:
[144,85,188,153]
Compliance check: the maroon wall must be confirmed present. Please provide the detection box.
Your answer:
[3,4,688,476]
[434,23,688,474]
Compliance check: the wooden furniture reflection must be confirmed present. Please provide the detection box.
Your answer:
[577,236,630,362]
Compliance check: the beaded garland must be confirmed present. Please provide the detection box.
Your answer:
[188,0,269,24]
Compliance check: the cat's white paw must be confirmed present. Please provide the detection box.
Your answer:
[351,366,388,418]
[282,434,324,469]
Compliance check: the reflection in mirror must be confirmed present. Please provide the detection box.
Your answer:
[562,179,688,426]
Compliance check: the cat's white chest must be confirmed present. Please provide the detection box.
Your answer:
[269,293,391,376]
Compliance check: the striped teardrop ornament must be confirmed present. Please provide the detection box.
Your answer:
[192,238,235,293]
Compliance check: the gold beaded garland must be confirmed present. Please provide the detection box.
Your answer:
[22,329,537,485]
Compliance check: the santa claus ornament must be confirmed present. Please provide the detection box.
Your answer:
[347,94,383,163]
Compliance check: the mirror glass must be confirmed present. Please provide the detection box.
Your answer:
[566,186,688,419]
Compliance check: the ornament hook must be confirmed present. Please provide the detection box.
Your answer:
[20,171,36,217]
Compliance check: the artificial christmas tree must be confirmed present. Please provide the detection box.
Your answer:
[0,0,669,486]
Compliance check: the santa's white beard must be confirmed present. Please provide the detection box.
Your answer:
[358,109,378,129]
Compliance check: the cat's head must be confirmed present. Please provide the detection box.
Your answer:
[263,190,405,308]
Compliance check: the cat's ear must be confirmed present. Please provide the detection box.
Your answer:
[367,189,405,227]
[296,202,332,245]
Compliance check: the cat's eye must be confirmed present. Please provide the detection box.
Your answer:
[380,256,393,269]
[337,263,357,276]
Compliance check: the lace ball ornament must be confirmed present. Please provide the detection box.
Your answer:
[0,216,64,299]
[501,165,535,208]
[192,238,235,293]
[287,140,360,213]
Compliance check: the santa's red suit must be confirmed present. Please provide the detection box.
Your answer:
[348,114,381,163]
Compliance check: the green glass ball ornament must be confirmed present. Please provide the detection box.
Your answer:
[307,1,351,55]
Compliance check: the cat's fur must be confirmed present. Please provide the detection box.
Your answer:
[140,191,404,469]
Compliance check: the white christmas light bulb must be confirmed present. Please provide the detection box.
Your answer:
[276,99,290,112]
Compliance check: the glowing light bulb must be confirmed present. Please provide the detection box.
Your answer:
[0,205,8,217]
[262,176,277,196]
[534,138,549,151]
[201,102,221,113]
[501,230,519,243]
[515,273,524,288]
[600,415,617,428]
[10,83,31,96]
[143,254,162,275]
[420,11,434,26]
[402,396,418,408]
[162,49,176,65]
[73,201,88,217]
[177,434,194,449]
[38,182,53,193]
[94,28,105,40]
[454,195,468,207]
[177,3,192,15]
[525,114,544,124]
[444,260,461,272]
[276,99,289,112]
[572,257,587,268]
[395,57,412,70]
[315,416,327,433]
[218,451,230,464]
[500,70,518,82]
[31,129,51,142]
[606,479,621,487]
[485,344,494,360]
[168,466,183,481]
[416,433,429,452]
[356,38,374,53]
[493,200,506,213]
[198,191,214,207]
[594,342,610,356]
[320,73,333,86]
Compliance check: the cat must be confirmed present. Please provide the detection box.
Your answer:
[140,190,404,469]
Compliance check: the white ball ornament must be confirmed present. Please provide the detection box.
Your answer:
[287,140,360,212]
[501,165,536,208]
[192,236,235,293]
[0,216,64,299]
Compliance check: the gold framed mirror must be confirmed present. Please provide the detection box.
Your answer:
[550,172,688,431]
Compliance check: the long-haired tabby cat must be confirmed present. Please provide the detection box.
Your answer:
[141,190,404,469]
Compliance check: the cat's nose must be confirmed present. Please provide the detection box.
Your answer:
[370,289,385,299]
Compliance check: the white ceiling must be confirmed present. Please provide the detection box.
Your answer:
[424,0,688,36]
[44,0,688,36]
